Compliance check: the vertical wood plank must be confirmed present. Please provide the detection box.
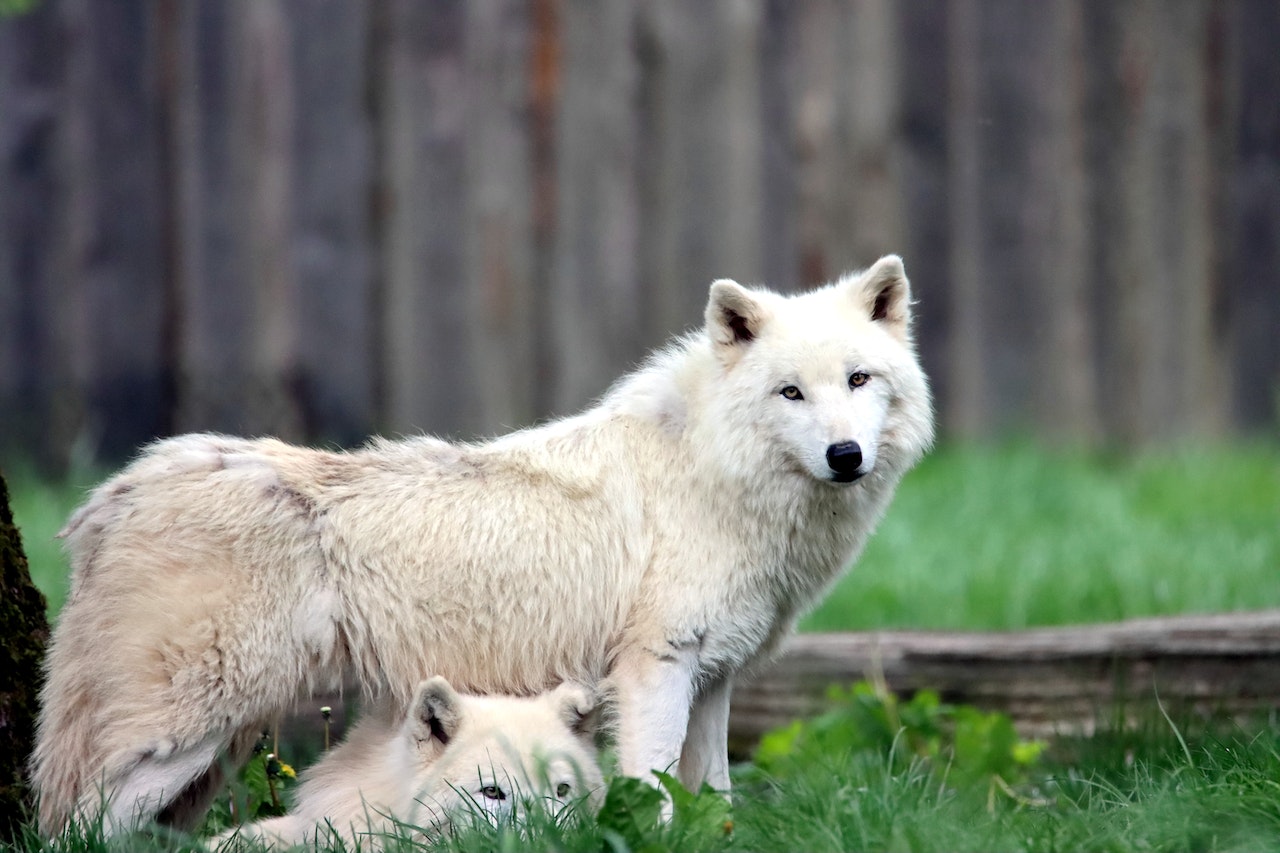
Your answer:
[791,0,839,288]
[178,0,304,441]
[237,0,305,440]
[1080,0,1127,440]
[548,0,640,414]
[59,0,170,462]
[1226,0,1280,430]
[1030,1,1098,440]
[636,0,765,341]
[170,0,256,437]
[286,0,375,445]
[792,0,906,286]
[838,0,906,268]
[0,3,69,470]
[947,1,1074,438]
[758,0,798,293]
[463,0,536,433]
[528,0,559,416]
[378,0,473,437]
[1108,0,1222,442]
[896,0,950,419]
[944,0,986,438]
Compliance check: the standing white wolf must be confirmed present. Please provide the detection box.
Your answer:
[34,255,933,835]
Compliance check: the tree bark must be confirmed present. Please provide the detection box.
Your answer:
[0,473,50,840]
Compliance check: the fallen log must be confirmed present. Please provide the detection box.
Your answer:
[727,610,1280,756]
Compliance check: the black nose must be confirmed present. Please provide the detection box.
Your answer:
[826,441,863,481]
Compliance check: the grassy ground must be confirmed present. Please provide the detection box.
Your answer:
[4,441,1279,851]
[17,710,1280,852]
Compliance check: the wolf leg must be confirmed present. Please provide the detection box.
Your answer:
[678,676,732,793]
[611,644,697,784]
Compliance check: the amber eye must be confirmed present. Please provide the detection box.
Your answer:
[556,782,572,798]
[780,385,804,401]
[480,785,506,801]
[848,372,870,389]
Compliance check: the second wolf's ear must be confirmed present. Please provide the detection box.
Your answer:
[849,255,913,342]
[552,682,600,742]
[412,676,463,749]
[706,279,770,350]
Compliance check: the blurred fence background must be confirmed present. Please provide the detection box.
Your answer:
[1,0,1277,473]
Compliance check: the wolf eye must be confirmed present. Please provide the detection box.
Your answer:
[780,385,804,401]
[480,784,506,801]
[848,372,870,389]
[556,782,571,798]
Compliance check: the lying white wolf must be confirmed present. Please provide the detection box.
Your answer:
[215,678,602,850]
[34,255,933,834]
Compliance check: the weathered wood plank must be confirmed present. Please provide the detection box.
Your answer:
[1103,1,1226,442]
[237,0,305,441]
[376,0,473,437]
[461,0,536,433]
[635,0,765,341]
[1030,1,1099,441]
[547,0,641,414]
[167,0,257,437]
[895,0,949,415]
[0,2,69,471]
[756,0,798,294]
[729,611,1280,755]
[57,0,173,461]
[789,0,912,285]
[286,0,375,446]
[1227,0,1280,431]
[946,1,1061,438]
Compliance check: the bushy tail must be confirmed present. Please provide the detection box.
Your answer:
[31,661,104,835]
[33,465,139,834]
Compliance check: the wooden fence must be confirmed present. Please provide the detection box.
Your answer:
[2,0,1278,471]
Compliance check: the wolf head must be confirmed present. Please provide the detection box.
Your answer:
[704,255,933,486]
[405,677,604,833]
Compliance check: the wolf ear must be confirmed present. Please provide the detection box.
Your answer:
[552,682,600,741]
[706,279,769,349]
[412,676,463,748]
[851,255,912,341]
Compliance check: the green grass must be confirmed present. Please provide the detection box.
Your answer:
[17,712,1280,852]
[805,441,1280,631]
[731,721,1280,852]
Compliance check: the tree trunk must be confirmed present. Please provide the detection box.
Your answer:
[0,473,50,840]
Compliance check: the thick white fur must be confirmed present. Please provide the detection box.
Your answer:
[33,256,934,835]
[215,678,602,850]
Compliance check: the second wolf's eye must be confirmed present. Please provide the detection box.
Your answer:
[848,372,870,389]
[480,785,506,801]
[556,782,571,798]
[780,385,804,401]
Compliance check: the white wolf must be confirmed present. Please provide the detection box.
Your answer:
[34,255,933,835]
[215,678,603,850]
